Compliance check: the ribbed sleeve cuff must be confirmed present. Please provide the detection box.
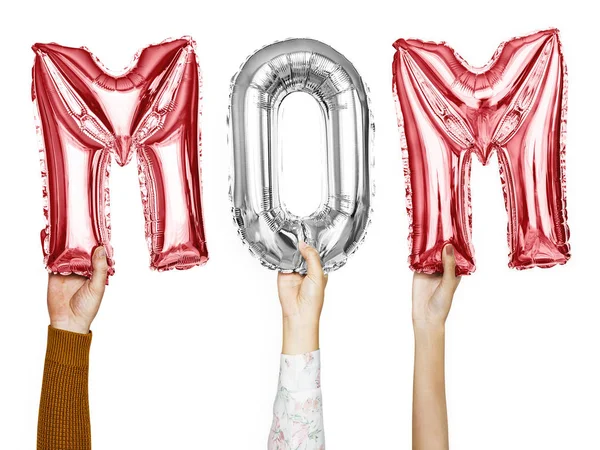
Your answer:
[279,350,321,392]
[45,326,92,368]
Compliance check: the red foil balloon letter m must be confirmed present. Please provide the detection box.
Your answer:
[32,38,208,277]
[392,29,569,275]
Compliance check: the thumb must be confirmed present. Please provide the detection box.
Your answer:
[440,244,460,293]
[89,246,109,297]
[299,241,325,285]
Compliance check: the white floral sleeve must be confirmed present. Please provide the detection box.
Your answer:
[268,350,324,450]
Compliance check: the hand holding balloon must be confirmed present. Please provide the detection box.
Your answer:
[412,245,461,333]
[278,242,327,354]
[47,247,109,334]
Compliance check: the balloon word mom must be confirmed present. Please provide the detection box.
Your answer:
[32,38,208,277]
[392,29,569,275]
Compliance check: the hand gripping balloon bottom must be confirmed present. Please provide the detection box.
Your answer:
[32,38,208,277]
[392,29,570,275]
[229,38,375,273]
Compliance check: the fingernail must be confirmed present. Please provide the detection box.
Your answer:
[447,244,454,256]
[97,246,106,258]
[298,241,307,250]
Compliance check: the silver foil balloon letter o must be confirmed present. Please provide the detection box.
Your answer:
[229,39,374,273]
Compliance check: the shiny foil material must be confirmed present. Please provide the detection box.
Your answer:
[392,29,570,275]
[32,38,208,277]
[229,39,374,273]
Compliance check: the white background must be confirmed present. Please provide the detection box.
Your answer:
[1,0,599,448]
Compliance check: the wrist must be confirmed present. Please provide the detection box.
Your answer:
[282,318,319,354]
[50,319,90,335]
[413,321,445,339]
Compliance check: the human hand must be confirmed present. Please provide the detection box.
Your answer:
[412,244,461,333]
[277,242,327,354]
[47,246,109,334]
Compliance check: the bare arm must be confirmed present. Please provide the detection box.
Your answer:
[412,245,460,450]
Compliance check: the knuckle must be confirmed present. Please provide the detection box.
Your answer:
[305,246,318,257]
[314,269,327,283]
[307,273,324,287]
[86,282,101,298]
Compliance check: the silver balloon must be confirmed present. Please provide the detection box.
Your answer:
[229,38,374,273]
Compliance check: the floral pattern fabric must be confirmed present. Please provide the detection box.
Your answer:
[268,350,324,450]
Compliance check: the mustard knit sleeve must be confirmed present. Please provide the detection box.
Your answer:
[37,326,93,450]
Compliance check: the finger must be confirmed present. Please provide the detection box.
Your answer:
[298,241,325,285]
[440,244,460,293]
[89,246,109,297]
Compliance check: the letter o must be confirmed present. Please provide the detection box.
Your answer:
[229,38,374,273]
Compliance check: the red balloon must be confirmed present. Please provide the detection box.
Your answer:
[32,38,208,277]
[392,29,570,275]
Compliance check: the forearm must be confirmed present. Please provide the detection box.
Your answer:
[38,326,92,450]
[268,350,324,449]
[413,326,448,450]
